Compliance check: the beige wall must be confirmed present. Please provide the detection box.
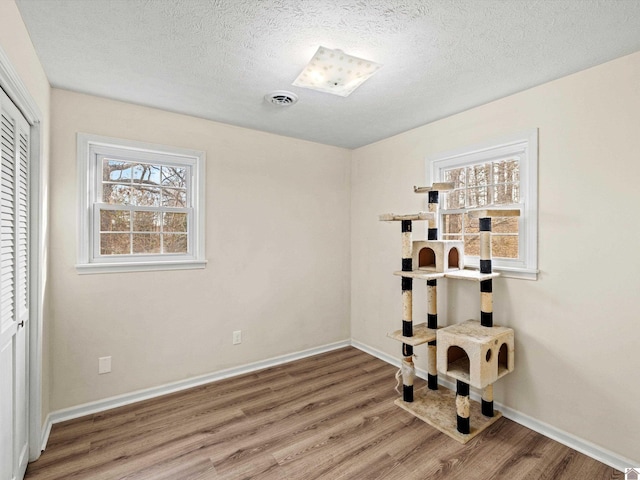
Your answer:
[0,0,51,430]
[6,0,638,462]
[49,89,351,410]
[351,51,640,463]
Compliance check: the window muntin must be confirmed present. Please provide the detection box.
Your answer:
[430,130,538,280]
[97,157,190,257]
[77,134,206,273]
[441,158,520,259]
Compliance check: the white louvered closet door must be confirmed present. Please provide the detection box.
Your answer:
[0,88,30,480]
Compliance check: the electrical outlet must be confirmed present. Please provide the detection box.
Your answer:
[232,330,242,345]
[98,356,111,374]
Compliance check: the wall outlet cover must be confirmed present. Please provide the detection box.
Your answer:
[98,356,112,374]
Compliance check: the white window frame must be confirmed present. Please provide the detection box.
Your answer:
[429,129,538,280]
[76,133,206,274]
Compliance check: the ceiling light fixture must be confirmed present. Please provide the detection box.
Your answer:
[292,46,381,97]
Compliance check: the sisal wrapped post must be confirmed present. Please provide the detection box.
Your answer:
[401,356,415,402]
[401,220,412,271]
[482,384,494,417]
[402,290,412,324]
[479,216,493,327]
[479,217,492,272]
[456,380,471,434]
[427,278,438,390]
[427,191,439,240]
[400,220,414,401]
[425,191,440,390]
[427,343,437,390]
[401,220,413,338]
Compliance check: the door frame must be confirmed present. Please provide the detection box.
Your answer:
[0,45,46,463]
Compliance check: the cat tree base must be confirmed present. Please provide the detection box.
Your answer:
[394,385,503,444]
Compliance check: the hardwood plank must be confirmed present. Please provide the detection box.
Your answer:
[209,369,396,468]
[26,347,622,480]
[270,399,400,466]
[274,408,405,479]
[427,419,543,480]
[332,454,411,480]
[119,450,217,480]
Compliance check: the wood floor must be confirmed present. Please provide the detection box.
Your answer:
[25,347,622,480]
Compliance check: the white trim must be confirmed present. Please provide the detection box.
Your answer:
[354,340,633,472]
[351,340,400,368]
[40,338,634,471]
[429,129,538,280]
[76,133,206,274]
[27,119,44,462]
[76,259,207,275]
[45,340,350,426]
[497,404,636,473]
[491,265,539,281]
[0,47,42,124]
[0,44,46,463]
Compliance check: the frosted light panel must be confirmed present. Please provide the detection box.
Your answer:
[292,46,381,97]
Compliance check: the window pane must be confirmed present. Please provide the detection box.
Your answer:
[161,166,186,188]
[163,212,187,232]
[164,234,188,253]
[133,211,160,232]
[445,189,465,209]
[468,164,490,187]
[492,235,519,258]
[162,188,187,207]
[101,233,130,255]
[464,234,480,256]
[443,167,466,208]
[103,183,131,205]
[103,159,132,182]
[507,183,520,204]
[492,158,519,184]
[444,167,465,188]
[492,159,520,204]
[492,216,519,234]
[100,210,130,232]
[493,183,518,204]
[466,186,490,207]
[131,187,161,206]
[443,213,463,235]
[132,164,161,185]
[464,214,479,234]
[132,233,161,254]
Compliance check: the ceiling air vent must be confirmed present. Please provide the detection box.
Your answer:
[264,90,298,106]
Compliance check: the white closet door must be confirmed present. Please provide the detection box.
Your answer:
[0,88,30,480]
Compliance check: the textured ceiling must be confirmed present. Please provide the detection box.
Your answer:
[15,0,640,148]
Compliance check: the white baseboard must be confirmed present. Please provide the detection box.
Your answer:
[45,340,350,439]
[351,340,400,368]
[351,340,634,472]
[42,339,635,472]
[497,404,636,473]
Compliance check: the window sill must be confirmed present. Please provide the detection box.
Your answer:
[462,265,538,281]
[493,267,538,281]
[76,259,207,275]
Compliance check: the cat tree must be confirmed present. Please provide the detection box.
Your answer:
[380,183,517,443]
